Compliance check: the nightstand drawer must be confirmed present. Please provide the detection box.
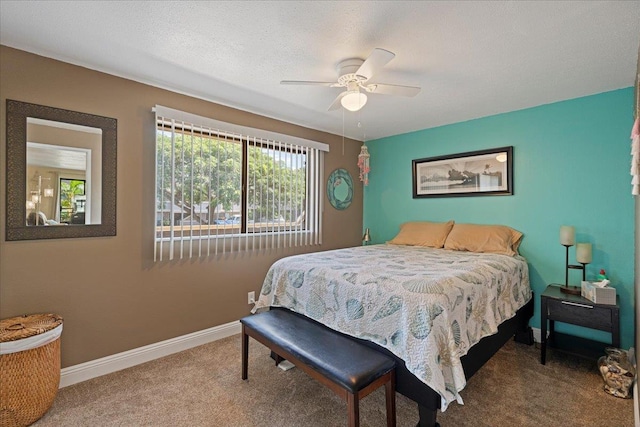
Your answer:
[546,299,612,331]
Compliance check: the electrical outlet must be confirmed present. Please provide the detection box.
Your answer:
[247,291,255,305]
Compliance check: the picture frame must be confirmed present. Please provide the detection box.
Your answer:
[412,146,513,198]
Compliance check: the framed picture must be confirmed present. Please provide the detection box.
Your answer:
[412,146,513,198]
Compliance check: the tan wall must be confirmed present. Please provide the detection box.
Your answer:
[0,46,363,368]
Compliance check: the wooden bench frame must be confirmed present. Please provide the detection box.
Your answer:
[242,319,396,427]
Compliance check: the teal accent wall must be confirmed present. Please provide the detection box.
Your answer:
[364,88,636,349]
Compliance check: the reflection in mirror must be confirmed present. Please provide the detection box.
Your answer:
[6,99,117,241]
[26,118,102,226]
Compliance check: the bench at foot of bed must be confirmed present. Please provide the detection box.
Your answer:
[241,309,397,427]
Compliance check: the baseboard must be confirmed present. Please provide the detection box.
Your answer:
[532,326,542,343]
[60,320,241,388]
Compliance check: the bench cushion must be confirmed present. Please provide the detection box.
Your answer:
[241,309,395,393]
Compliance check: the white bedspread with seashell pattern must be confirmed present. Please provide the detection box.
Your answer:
[255,244,531,410]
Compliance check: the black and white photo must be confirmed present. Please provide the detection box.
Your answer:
[412,147,513,198]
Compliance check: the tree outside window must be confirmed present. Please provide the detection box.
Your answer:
[59,178,85,223]
[156,129,306,231]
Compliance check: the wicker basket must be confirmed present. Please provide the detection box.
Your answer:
[0,314,63,427]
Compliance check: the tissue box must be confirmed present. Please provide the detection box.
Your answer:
[581,281,616,305]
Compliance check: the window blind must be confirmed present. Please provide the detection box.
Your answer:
[153,105,328,261]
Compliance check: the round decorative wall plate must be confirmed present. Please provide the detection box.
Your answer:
[327,168,353,210]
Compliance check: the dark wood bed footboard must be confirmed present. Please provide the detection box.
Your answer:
[271,294,534,427]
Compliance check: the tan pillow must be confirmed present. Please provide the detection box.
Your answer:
[388,221,455,248]
[444,223,523,256]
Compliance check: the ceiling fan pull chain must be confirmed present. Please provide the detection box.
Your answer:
[342,107,345,156]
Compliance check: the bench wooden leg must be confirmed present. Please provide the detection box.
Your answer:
[274,353,284,366]
[385,372,396,427]
[347,392,360,427]
[242,325,249,380]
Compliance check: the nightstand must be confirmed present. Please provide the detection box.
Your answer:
[540,284,620,365]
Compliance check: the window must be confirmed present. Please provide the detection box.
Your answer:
[154,105,328,260]
[59,178,85,224]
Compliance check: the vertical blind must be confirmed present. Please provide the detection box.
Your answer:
[153,105,328,261]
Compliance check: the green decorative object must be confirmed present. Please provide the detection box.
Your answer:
[327,168,353,210]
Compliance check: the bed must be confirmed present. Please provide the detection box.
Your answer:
[254,243,533,427]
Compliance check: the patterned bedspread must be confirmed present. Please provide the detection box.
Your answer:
[254,244,531,410]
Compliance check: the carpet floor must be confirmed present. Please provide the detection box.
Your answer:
[34,335,633,426]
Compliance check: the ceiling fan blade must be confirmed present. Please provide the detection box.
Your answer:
[356,48,395,81]
[366,83,421,97]
[328,92,348,111]
[280,80,336,86]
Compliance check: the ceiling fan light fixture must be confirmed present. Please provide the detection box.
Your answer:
[341,91,367,112]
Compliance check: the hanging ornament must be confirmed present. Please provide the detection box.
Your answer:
[356,120,370,185]
[358,143,370,185]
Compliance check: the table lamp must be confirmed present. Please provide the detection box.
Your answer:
[362,228,371,245]
[559,225,591,295]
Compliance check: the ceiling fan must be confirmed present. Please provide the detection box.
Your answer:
[281,48,421,112]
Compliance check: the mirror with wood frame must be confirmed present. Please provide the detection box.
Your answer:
[6,100,117,240]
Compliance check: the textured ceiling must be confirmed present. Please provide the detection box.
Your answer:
[1,1,639,141]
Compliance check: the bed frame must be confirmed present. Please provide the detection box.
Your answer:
[272,294,534,427]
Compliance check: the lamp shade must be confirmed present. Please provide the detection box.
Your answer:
[576,243,592,264]
[560,225,575,246]
[341,91,367,112]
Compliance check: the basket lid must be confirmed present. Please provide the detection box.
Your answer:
[0,313,63,343]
